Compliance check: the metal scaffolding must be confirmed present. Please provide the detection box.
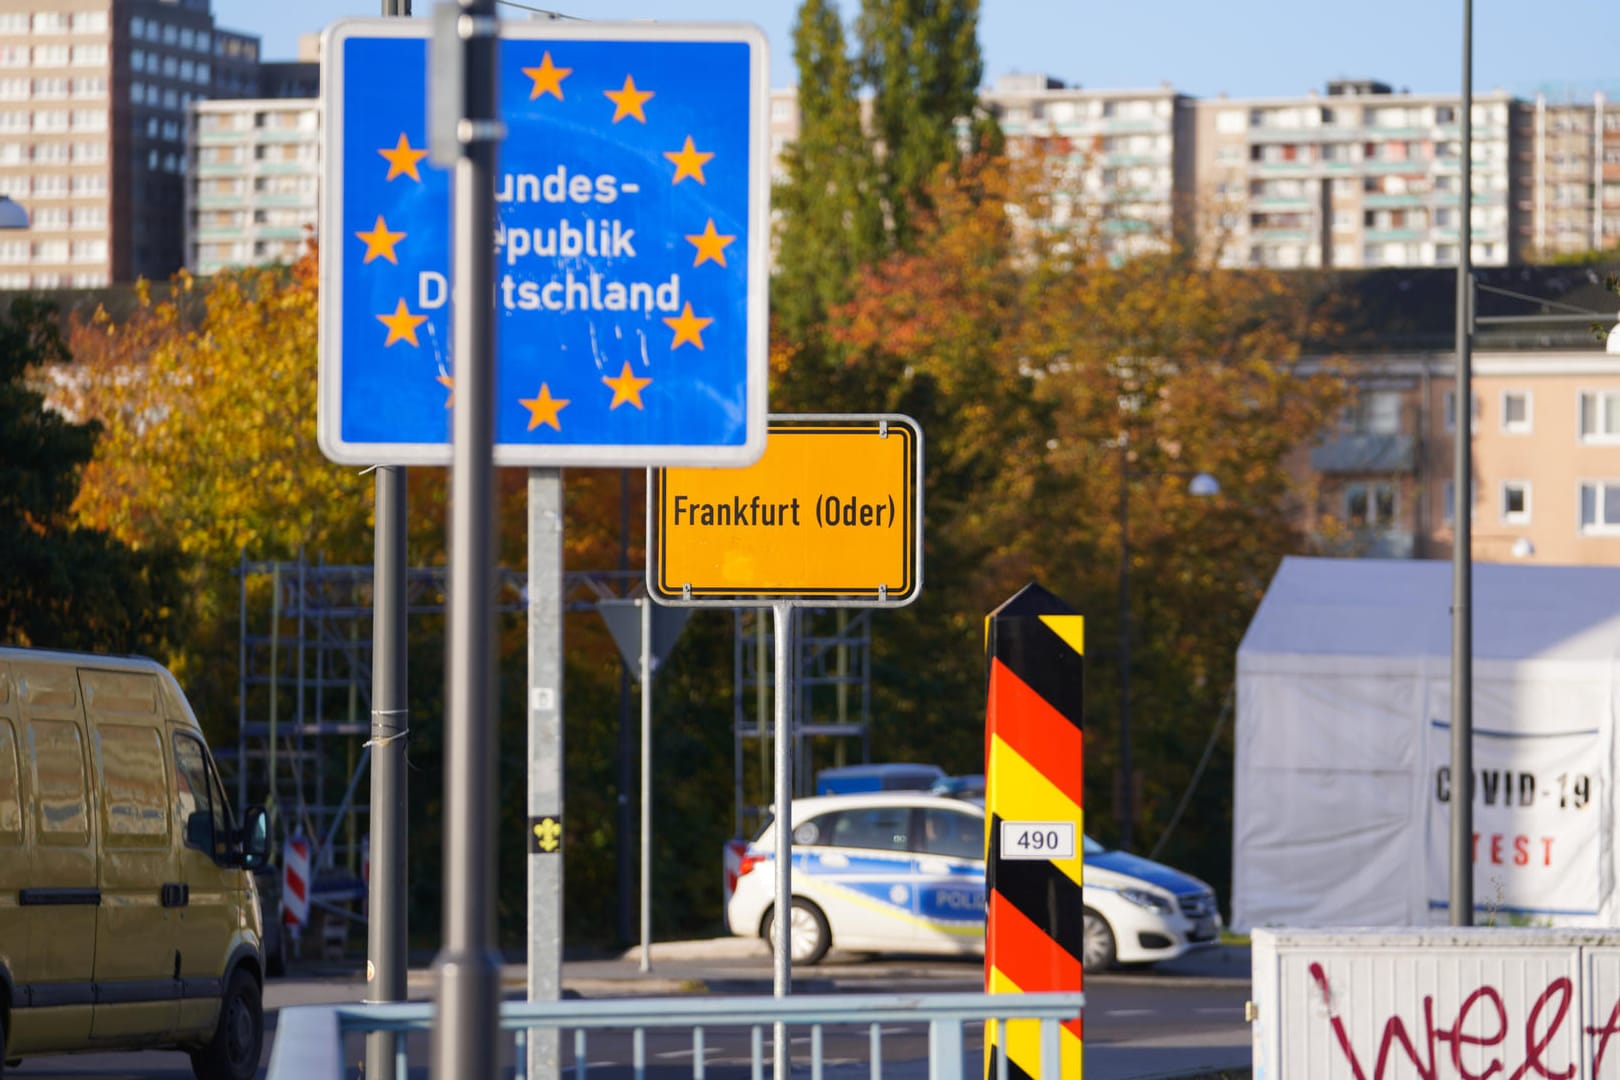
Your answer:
[233,553,641,880]
[731,607,873,839]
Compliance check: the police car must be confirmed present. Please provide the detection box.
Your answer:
[725,792,1219,970]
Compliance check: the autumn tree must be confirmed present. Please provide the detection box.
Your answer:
[857,0,990,250]
[830,150,1346,893]
[771,0,884,349]
[771,0,994,414]
[67,256,374,726]
[0,296,188,653]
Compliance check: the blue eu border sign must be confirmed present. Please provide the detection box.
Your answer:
[317,19,769,468]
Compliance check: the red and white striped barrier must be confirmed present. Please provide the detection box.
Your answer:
[282,835,311,929]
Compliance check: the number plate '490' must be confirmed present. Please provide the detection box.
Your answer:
[999,820,1077,861]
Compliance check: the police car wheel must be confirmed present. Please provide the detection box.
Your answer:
[766,899,830,966]
[1082,907,1116,973]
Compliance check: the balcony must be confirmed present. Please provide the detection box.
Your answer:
[1364,228,1428,243]
[1309,433,1417,474]
[1312,527,1417,560]
[1363,192,1429,208]
[1251,195,1314,210]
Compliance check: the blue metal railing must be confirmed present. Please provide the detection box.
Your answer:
[268,990,1084,1079]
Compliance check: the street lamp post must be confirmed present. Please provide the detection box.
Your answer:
[1117,435,1219,853]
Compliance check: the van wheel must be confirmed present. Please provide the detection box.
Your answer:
[190,969,263,1080]
[765,899,831,966]
[1082,907,1116,973]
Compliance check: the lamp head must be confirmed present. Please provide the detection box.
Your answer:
[1187,473,1220,498]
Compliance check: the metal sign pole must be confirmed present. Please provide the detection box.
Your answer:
[364,463,408,1079]
[772,599,794,1080]
[432,0,501,1074]
[528,470,564,1079]
[639,596,653,973]
[364,0,411,1074]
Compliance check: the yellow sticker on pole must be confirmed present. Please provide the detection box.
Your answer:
[649,414,923,606]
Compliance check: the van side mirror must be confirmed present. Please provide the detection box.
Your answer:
[241,805,270,870]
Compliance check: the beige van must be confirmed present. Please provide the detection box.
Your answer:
[0,647,269,1079]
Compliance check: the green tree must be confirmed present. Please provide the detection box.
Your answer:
[771,0,884,348]
[0,296,188,653]
[857,0,989,250]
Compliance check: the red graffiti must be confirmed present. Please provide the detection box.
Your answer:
[1308,961,1585,1080]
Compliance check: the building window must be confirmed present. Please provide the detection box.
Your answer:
[1342,389,1404,434]
[1345,482,1397,527]
[1444,390,1480,433]
[70,45,106,66]
[1501,481,1531,525]
[1579,481,1620,534]
[1579,391,1620,442]
[1501,391,1532,434]
[72,12,108,33]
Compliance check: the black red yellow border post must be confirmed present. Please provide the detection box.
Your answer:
[984,582,1084,1078]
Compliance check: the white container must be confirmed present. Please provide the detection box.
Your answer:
[1252,926,1620,1080]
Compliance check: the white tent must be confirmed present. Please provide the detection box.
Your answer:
[1232,556,1620,932]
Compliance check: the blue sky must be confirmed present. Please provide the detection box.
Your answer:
[212,0,1620,101]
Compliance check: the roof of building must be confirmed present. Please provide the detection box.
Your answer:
[1303,262,1620,354]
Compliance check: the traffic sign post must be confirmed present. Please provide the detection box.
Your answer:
[649,415,924,606]
[647,414,923,1080]
[598,597,692,974]
[317,17,769,1080]
[319,18,770,468]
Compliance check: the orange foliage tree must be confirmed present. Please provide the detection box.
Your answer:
[818,149,1346,886]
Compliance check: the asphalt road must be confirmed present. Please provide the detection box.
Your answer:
[4,941,1252,1078]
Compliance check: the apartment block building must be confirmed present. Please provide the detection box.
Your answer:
[982,74,1193,264]
[1191,80,1529,270]
[186,97,318,275]
[1530,92,1620,258]
[0,0,260,288]
[770,76,1613,270]
[1301,268,1620,565]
